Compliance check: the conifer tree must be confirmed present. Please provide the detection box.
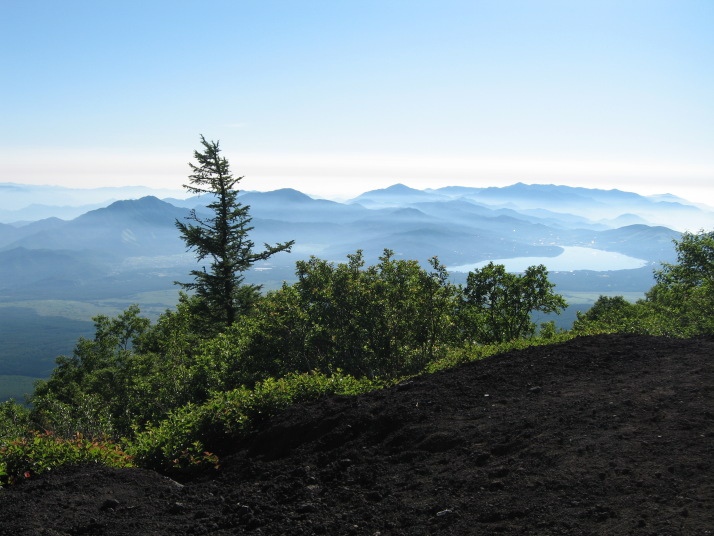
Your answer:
[175,135,294,328]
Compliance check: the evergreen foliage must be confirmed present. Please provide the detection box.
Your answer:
[175,136,294,328]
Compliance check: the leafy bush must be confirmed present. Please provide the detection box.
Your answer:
[0,400,31,444]
[184,251,462,393]
[570,296,679,337]
[459,263,567,343]
[0,431,133,485]
[424,332,576,373]
[646,230,714,336]
[30,392,117,440]
[128,371,386,475]
[30,306,153,437]
[569,232,714,337]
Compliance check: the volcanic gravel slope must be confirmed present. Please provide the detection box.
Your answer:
[1,334,713,536]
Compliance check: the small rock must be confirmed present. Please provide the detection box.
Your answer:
[473,453,490,466]
[169,502,186,515]
[297,503,318,513]
[100,498,120,511]
[160,476,185,489]
[366,491,382,502]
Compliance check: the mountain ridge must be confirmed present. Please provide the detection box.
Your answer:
[0,184,690,299]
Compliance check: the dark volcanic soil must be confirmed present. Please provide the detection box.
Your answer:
[1,334,712,535]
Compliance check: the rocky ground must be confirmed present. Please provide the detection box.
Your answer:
[0,334,712,535]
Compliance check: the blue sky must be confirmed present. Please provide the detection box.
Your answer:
[2,1,713,204]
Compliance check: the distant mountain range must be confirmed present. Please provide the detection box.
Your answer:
[0,182,701,301]
[0,183,187,223]
[358,183,710,232]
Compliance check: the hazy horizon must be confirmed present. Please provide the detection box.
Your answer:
[1,179,708,210]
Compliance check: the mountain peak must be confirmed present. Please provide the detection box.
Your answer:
[103,196,164,209]
[353,183,427,199]
[384,183,417,192]
[75,196,187,225]
[240,188,315,205]
[265,188,313,201]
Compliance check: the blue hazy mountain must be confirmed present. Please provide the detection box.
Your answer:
[240,188,369,222]
[349,183,446,208]
[0,183,187,223]
[0,203,112,223]
[0,183,701,303]
[585,224,681,262]
[431,183,710,231]
[434,183,644,206]
[0,218,68,249]
[2,197,189,256]
[0,247,109,289]
[599,213,649,228]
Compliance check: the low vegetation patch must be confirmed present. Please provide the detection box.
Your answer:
[424,331,576,373]
[128,371,387,476]
[0,431,133,485]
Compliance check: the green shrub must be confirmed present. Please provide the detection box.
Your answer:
[0,431,134,485]
[128,371,386,475]
[572,231,714,338]
[0,400,31,444]
[425,332,576,373]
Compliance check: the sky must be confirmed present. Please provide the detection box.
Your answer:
[2,0,713,205]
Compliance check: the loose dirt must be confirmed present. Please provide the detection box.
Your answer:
[1,334,712,535]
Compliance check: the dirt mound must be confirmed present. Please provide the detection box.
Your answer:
[1,334,712,535]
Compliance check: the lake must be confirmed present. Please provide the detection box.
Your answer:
[448,246,648,273]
